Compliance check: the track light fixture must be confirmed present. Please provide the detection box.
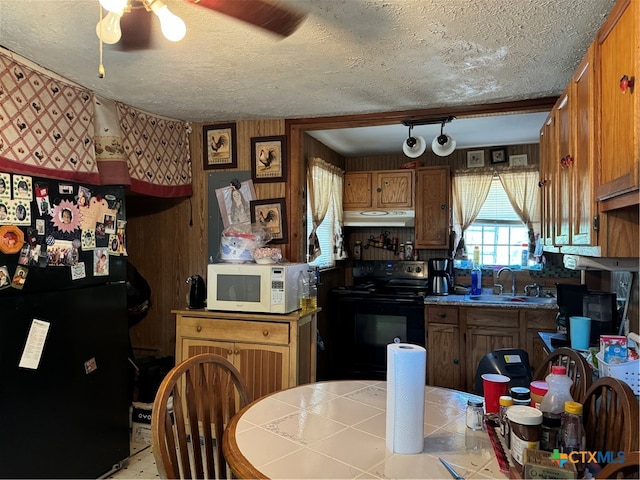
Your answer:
[402,124,427,158]
[401,116,456,157]
[96,0,186,45]
[431,118,456,157]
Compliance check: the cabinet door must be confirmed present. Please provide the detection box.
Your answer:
[554,92,571,246]
[343,172,373,209]
[595,0,639,202]
[523,309,558,373]
[427,323,462,390]
[415,166,450,249]
[571,45,597,246]
[466,327,520,392]
[235,342,290,400]
[375,170,414,208]
[539,116,556,247]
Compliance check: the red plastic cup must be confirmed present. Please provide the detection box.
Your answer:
[482,373,510,413]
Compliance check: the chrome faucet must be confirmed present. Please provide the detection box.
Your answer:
[497,267,517,296]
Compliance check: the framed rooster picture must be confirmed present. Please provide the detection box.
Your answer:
[250,198,287,244]
[203,123,237,170]
[250,135,286,182]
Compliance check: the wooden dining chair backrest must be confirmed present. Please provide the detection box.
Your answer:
[532,347,593,403]
[582,377,639,457]
[595,451,640,479]
[151,353,251,479]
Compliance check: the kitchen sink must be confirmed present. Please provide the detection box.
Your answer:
[466,294,557,305]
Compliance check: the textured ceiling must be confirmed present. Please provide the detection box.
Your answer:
[0,0,616,155]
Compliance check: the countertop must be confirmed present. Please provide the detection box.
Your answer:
[424,294,559,310]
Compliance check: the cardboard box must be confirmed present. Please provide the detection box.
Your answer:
[523,449,577,479]
[131,401,153,445]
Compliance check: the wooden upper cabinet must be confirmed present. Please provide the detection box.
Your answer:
[554,91,571,246]
[343,172,373,209]
[595,0,639,206]
[343,169,414,210]
[539,115,556,247]
[415,166,450,249]
[571,45,597,247]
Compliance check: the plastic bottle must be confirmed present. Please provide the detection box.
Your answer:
[521,244,529,266]
[301,269,317,312]
[470,247,482,295]
[560,401,586,476]
[499,395,514,446]
[539,365,573,451]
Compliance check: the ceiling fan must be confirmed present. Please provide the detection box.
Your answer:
[96,0,307,51]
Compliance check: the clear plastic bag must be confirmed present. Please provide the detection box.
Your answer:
[219,223,272,263]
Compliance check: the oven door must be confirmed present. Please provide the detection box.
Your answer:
[328,294,425,380]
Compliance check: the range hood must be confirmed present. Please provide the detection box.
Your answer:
[343,210,415,227]
[563,254,639,272]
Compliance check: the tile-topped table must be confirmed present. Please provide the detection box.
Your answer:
[223,380,507,479]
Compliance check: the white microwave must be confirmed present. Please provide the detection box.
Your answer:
[206,262,308,314]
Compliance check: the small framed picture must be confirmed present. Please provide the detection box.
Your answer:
[509,154,528,167]
[203,123,237,170]
[251,136,286,182]
[490,148,507,164]
[250,198,288,244]
[215,179,256,228]
[466,150,485,168]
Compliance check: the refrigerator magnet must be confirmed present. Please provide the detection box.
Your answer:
[0,225,24,254]
[12,175,32,201]
[11,265,28,289]
[0,265,10,289]
[0,172,10,200]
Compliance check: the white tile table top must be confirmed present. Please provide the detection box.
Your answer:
[227,380,507,479]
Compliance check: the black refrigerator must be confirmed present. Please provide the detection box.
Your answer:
[0,175,130,478]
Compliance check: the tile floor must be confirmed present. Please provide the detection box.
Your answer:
[108,441,159,479]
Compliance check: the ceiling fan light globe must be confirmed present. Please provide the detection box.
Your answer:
[95,10,123,44]
[431,134,456,157]
[402,135,426,158]
[99,0,128,14]
[153,5,187,42]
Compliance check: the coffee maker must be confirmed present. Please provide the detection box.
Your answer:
[428,258,452,295]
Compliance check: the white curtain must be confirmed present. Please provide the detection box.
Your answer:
[498,170,540,254]
[306,157,344,261]
[451,173,493,257]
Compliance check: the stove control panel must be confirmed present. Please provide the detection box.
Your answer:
[353,260,427,279]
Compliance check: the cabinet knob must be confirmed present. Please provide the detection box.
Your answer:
[439,312,447,318]
[620,75,634,93]
[263,329,269,337]
[376,187,382,193]
[453,359,459,365]
[440,204,446,209]
[196,325,202,332]
[234,349,240,355]
[228,349,233,355]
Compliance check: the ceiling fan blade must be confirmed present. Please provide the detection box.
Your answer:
[188,0,307,37]
[118,7,152,51]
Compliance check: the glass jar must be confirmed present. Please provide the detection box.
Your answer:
[499,395,514,446]
[466,399,484,431]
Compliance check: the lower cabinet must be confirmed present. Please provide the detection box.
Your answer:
[173,309,318,401]
[425,304,558,393]
[426,306,462,390]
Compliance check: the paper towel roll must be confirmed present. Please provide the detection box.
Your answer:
[386,342,426,454]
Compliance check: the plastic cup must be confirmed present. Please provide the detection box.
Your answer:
[570,316,591,350]
[481,373,510,414]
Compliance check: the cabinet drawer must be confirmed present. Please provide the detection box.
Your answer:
[178,316,289,345]
[525,309,558,330]
[426,306,459,325]
[463,308,519,327]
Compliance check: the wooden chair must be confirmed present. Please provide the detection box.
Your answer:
[582,377,639,457]
[595,451,640,479]
[151,353,251,479]
[532,347,593,403]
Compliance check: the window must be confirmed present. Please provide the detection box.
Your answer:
[306,193,338,268]
[466,177,529,266]
[306,158,344,269]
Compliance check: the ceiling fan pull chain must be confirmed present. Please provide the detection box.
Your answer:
[98,4,106,79]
